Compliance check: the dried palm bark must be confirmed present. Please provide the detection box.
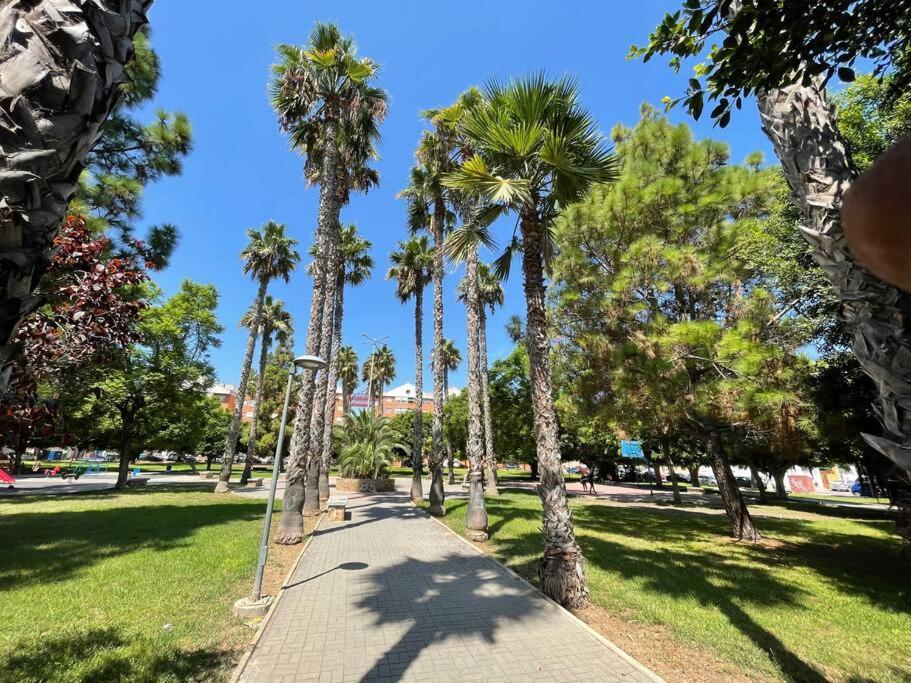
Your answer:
[0,0,152,394]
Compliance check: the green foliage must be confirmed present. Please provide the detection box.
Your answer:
[634,0,911,127]
[487,346,536,466]
[442,390,468,459]
[389,409,431,460]
[334,412,406,479]
[386,236,433,302]
[241,221,300,286]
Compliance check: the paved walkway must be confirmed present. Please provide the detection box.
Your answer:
[235,491,659,683]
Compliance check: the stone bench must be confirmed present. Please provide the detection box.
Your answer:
[126,476,150,488]
[326,495,349,522]
[199,471,217,479]
[245,478,264,488]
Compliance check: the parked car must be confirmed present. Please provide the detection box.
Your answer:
[734,476,753,488]
[698,475,717,486]
[829,479,852,492]
[851,479,878,497]
[672,472,691,483]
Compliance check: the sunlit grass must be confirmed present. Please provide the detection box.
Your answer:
[0,487,276,682]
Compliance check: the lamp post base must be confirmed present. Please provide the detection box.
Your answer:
[233,595,272,620]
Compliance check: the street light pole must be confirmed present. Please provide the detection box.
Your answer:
[234,354,326,620]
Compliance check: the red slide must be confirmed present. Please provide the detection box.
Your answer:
[0,469,15,486]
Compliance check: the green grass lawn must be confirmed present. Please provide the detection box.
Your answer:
[0,486,276,682]
[431,490,911,682]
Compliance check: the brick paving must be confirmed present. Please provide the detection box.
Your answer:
[235,490,660,683]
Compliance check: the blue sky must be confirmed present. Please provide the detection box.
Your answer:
[140,1,773,390]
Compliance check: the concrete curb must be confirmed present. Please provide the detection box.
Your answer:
[229,513,325,683]
[417,501,665,683]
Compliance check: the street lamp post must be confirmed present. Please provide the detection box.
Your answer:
[233,354,326,620]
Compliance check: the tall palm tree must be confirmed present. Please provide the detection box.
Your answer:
[445,75,617,606]
[271,22,386,541]
[363,345,396,414]
[477,263,504,495]
[0,2,151,396]
[387,236,434,502]
[337,346,359,414]
[439,339,462,483]
[239,297,293,486]
[400,130,457,517]
[317,223,373,502]
[216,222,300,493]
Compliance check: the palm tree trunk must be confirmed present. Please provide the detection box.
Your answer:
[444,369,455,485]
[465,246,488,541]
[706,429,761,541]
[662,440,682,504]
[0,1,151,397]
[480,308,499,495]
[520,211,587,608]
[305,217,340,517]
[278,115,341,543]
[241,328,271,486]
[428,199,447,516]
[216,278,267,493]
[319,269,345,503]
[756,82,911,479]
[411,286,425,502]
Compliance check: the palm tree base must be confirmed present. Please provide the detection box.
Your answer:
[466,529,488,542]
[538,547,589,609]
[274,527,304,545]
[213,481,230,494]
[484,484,500,496]
[427,504,446,517]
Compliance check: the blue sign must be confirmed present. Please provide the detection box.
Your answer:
[620,440,645,460]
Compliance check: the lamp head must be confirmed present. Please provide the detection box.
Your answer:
[294,354,326,371]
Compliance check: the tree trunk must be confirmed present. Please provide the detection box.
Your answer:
[206,455,213,471]
[530,460,539,480]
[520,211,587,608]
[319,269,345,504]
[428,197,447,516]
[0,0,151,397]
[772,468,788,500]
[115,409,135,490]
[749,464,767,503]
[278,115,341,543]
[662,440,682,504]
[464,245,488,541]
[411,285,425,502]
[757,81,911,477]
[444,368,455,485]
[480,307,499,495]
[652,461,663,486]
[689,466,701,488]
[216,278,267,493]
[706,430,761,541]
[241,327,271,486]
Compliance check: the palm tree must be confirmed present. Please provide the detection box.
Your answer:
[387,236,434,502]
[337,346,359,414]
[477,263,504,495]
[362,345,396,414]
[0,2,150,396]
[438,338,462,484]
[317,223,373,502]
[239,297,293,486]
[445,75,618,606]
[334,412,408,480]
[271,22,386,541]
[216,222,299,493]
[400,131,457,517]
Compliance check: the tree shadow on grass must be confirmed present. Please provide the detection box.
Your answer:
[0,500,263,591]
[0,626,235,683]
[487,490,910,682]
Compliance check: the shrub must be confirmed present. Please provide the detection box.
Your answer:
[334,411,409,479]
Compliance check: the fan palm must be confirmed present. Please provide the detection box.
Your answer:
[444,74,618,606]
[399,128,457,516]
[337,346,360,414]
[334,411,408,480]
[239,297,293,485]
[387,236,434,501]
[216,222,299,493]
[316,223,373,502]
[271,22,386,539]
[0,2,150,396]
[363,345,396,413]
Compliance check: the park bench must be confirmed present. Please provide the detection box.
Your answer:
[199,471,216,479]
[326,494,348,522]
[245,478,264,488]
[126,476,149,488]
